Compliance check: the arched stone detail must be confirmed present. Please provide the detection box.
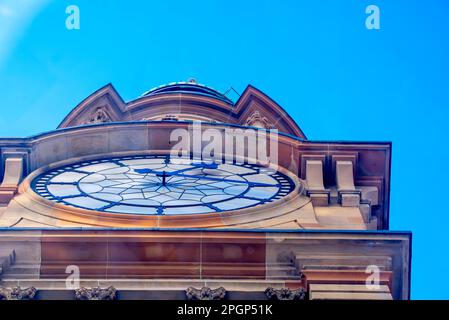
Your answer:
[57,83,306,139]
[58,84,126,128]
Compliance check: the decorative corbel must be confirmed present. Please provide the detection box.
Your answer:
[0,287,37,300]
[0,157,24,204]
[185,287,227,300]
[75,286,117,300]
[265,287,306,300]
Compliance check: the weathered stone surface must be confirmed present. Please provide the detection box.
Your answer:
[341,193,360,207]
[309,284,393,300]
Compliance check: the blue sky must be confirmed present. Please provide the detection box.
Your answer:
[0,0,448,299]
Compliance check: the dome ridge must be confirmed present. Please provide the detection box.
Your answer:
[141,81,234,105]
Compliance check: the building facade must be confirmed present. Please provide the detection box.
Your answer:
[0,81,411,300]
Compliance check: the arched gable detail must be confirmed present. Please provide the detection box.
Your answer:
[58,84,127,128]
[234,86,306,139]
[57,83,307,140]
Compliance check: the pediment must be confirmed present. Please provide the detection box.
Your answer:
[58,84,126,128]
[235,86,306,139]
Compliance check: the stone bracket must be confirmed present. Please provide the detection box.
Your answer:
[75,286,117,300]
[185,287,227,300]
[265,287,306,300]
[0,286,36,300]
[0,155,25,205]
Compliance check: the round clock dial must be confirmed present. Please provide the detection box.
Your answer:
[31,155,295,215]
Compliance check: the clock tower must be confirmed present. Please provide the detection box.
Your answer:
[0,81,411,300]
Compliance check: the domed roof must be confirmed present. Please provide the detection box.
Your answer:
[142,81,234,105]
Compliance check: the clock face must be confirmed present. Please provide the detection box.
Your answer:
[31,155,295,215]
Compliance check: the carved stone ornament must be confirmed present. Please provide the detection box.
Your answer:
[88,106,112,124]
[0,287,37,300]
[161,114,179,121]
[245,110,274,129]
[265,287,306,300]
[75,286,117,300]
[185,287,227,300]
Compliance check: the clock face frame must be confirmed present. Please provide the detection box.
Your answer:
[30,155,295,216]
